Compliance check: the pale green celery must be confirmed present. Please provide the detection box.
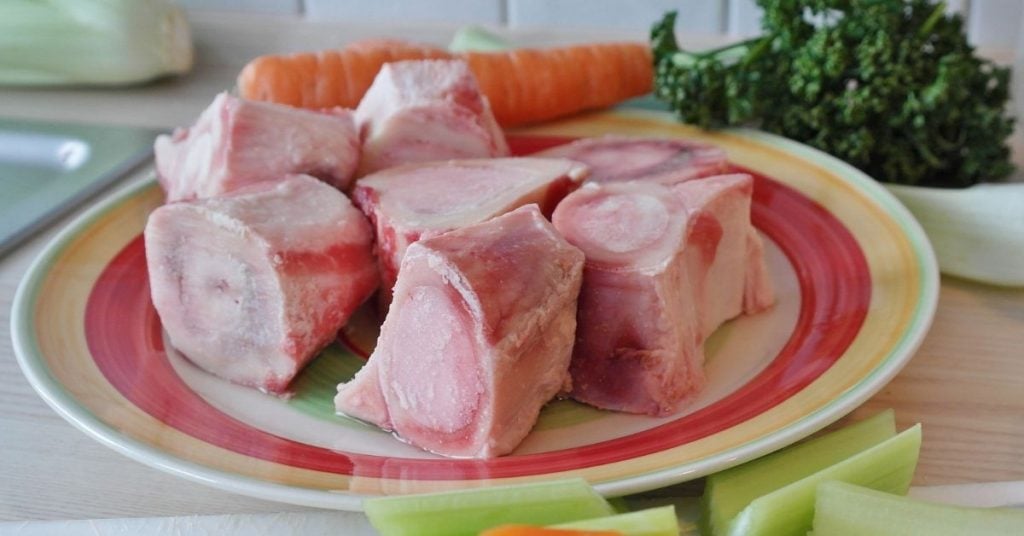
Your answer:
[885,182,1024,287]
[727,424,922,536]
[448,25,511,52]
[364,478,615,536]
[607,497,632,514]
[813,480,1024,535]
[551,505,679,536]
[702,410,896,536]
[0,0,193,86]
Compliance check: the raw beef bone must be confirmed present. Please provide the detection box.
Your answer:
[552,174,773,416]
[355,59,509,175]
[354,157,587,303]
[335,205,585,458]
[155,92,360,202]
[537,136,728,185]
[145,175,378,393]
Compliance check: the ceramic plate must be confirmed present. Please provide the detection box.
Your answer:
[12,110,939,510]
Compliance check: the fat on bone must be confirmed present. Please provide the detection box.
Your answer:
[335,205,585,458]
[352,157,587,304]
[154,92,361,202]
[536,136,728,185]
[355,59,509,175]
[552,174,773,416]
[145,174,378,393]
[670,174,774,331]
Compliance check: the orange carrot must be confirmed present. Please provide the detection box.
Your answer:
[463,42,652,126]
[237,39,452,109]
[478,525,622,536]
[236,40,653,126]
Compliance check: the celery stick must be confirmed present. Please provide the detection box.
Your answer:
[364,478,615,536]
[448,26,511,53]
[703,410,896,536]
[607,497,631,514]
[813,480,1024,535]
[728,424,922,536]
[551,505,679,536]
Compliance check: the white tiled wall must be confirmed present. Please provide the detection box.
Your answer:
[176,0,299,14]
[968,0,1024,48]
[305,0,502,24]
[727,0,761,36]
[507,0,723,34]
[182,0,1024,51]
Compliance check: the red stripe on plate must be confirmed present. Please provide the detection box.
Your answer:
[84,136,870,480]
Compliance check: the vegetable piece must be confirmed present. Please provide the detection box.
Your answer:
[462,43,652,126]
[364,478,616,536]
[884,182,1024,287]
[237,39,452,109]
[651,2,1016,187]
[0,0,193,86]
[480,526,620,536]
[449,26,512,53]
[813,480,1024,535]
[238,40,653,126]
[728,424,922,536]
[551,505,679,536]
[606,497,631,514]
[479,506,681,536]
[445,27,652,125]
[702,410,896,536]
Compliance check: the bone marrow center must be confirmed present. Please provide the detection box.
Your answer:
[390,284,481,433]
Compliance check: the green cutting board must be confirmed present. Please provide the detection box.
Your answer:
[0,118,160,255]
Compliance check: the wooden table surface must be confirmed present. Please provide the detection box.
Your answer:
[1,12,1022,525]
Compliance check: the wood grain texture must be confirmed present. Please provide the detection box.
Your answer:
[1,11,1022,523]
[846,278,1024,486]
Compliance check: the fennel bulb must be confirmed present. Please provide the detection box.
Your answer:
[0,0,193,86]
[885,183,1024,287]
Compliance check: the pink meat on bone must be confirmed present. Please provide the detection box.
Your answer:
[353,157,587,300]
[536,136,728,185]
[145,174,378,393]
[355,59,509,175]
[552,174,773,416]
[335,205,585,458]
[155,92,360,202]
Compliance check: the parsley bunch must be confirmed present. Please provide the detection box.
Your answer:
[651,1,1015,187]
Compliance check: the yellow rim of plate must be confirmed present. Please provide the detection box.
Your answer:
[11,109,939,508]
